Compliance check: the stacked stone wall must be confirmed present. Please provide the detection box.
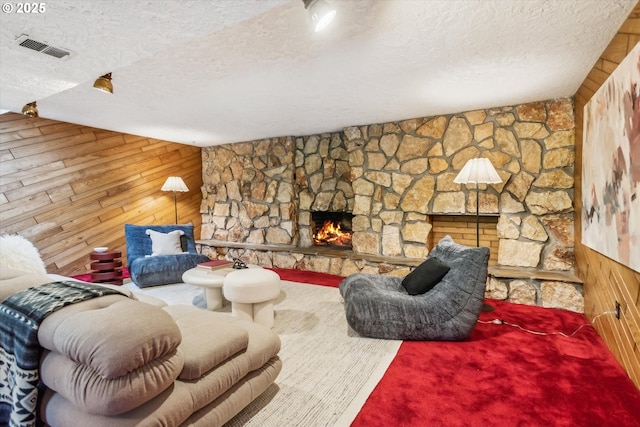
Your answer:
[486,276,584,313]
[295,133,354,247]
[344,98,576,271]
[200,137,297,245]
[199,97,583,312]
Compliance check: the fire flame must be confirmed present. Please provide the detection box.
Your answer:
[313,220,353,246]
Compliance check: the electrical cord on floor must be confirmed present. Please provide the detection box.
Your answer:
[477,310,617,338]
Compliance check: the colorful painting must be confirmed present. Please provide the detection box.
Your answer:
[583,42,640,273]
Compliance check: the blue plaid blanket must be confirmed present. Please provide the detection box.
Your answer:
[0,281,122,427]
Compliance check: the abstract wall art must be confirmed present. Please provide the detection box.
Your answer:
[583,42,640,272]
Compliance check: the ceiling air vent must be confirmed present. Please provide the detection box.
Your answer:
[14,35,74,59]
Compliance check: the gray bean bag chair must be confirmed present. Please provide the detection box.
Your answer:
[338,235,490,341]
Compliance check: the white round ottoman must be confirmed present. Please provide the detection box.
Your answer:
[181,268,225,310]
[223,268,281,328]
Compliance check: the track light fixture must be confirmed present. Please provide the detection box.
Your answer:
[21,101,39,118]
[302,0,336,32]
[93,72,113,94]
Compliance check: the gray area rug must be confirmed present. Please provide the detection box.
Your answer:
[124,279,401,427]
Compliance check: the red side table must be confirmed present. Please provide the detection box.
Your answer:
[90,251,123,286]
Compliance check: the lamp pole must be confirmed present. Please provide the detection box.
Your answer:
[453,158,502,313]
[475,182,480,247]
[173,191,178,224]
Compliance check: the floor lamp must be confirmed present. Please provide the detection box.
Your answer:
[161,176,189,224]
[453,158,502,311]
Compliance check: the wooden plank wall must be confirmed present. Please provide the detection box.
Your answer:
[0,113,204,276]
[574,3,640,389]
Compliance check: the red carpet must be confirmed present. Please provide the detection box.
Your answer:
[269,267,344,287]
[273,268,640,427]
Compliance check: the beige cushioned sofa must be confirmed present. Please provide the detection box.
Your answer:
[0,235,281,427]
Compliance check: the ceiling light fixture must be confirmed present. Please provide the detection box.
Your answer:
[21,101,39,118]
[93,72,113,94]
[302,0,336,32]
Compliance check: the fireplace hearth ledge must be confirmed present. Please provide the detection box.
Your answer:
[195,239,582,284]
[196,239,423,267]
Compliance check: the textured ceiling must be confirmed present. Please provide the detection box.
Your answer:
[0,0,635,147]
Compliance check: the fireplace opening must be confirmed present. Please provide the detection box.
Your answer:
[312,212,354,249]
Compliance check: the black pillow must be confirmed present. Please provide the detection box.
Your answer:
[401,257,451,295]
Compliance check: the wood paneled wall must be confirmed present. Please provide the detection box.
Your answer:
[0,113,204,276]
[574,4,640,388]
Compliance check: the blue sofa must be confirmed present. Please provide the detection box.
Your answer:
[124,224,210,288]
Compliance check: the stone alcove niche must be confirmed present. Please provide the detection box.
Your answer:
[427,214,499,265]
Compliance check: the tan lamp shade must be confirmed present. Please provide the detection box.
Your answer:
[453,158,502,184]
[161,176,189,192]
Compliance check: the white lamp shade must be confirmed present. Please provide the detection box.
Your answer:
[306,0,336,32]
[453,158,502,184]
[161,176,189,192]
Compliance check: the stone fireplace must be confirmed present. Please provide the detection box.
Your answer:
[199,97,583,312]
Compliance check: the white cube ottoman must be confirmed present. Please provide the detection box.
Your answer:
[223,268,281,328]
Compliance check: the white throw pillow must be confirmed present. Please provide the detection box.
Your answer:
[145,229,185,256]
[0,234,47,276]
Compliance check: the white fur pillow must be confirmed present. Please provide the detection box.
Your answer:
[145,229,185,256]
[0,234,47,276]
